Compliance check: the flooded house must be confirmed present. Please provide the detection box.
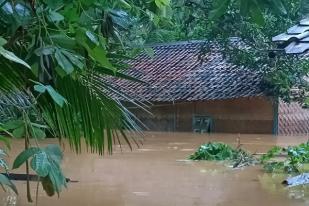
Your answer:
[112,40,309,135]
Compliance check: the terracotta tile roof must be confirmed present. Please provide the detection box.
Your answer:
[272,18,309,54]
[110,40,264,102]
[278,101,309,135]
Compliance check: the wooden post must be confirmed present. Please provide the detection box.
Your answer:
[272,98,279,135]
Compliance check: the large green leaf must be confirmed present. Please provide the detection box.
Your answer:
[30,145,66,196]
[86,31,99,45]
[0,136,11,149]
[12,147,41,169]
[3,120,24,130]
[48,161,66,196]
[0,47,31,69]
[90,46,116,72]
[34,83,68,107]
[12,125,25,138]
[34,46,55,56]
[61,50,84,70]
[30,127,46,139]
[12,144,66,196]
[49,34,76,49]
[31,151,50,177]
[48,10,64,22]
[45,86,67,107]
[44,144,63,164]
[54,49,74,74]
[0,174,18,194]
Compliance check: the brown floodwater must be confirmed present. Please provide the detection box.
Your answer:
[2,132,309,206]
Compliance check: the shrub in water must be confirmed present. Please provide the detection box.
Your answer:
[189,142,256,168]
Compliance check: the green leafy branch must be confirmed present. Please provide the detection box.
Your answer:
[13,144,66,197]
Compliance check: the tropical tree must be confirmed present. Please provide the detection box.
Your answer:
[0,0,169,203]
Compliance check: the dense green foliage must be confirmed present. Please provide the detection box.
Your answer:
[0,0,167,154]
[13,145,66,196]
[0,0,169,202]
[188,142,257,168]
[261,143,309,173]
[191,141,309,174]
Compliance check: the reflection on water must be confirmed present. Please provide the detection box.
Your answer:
[2,187,17,206]
[259,173,309,204]
[1,132,309,206]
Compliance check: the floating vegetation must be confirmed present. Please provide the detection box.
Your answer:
[261,142,309,174]
[190,141,309,173]
[188,142,257,168]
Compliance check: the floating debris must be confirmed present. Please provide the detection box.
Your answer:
[283,173,309,187]
[132,192,149,197]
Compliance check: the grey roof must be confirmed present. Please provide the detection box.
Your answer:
[272,18,309,54]
[109,41,264,102]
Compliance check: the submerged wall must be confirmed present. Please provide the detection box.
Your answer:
[130,96,274,134]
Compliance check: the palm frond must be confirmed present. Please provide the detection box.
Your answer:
[36,75,142,154]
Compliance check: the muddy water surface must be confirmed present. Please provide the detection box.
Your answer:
[2,132,309,206]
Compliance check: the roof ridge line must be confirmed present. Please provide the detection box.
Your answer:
[145,40,207,48]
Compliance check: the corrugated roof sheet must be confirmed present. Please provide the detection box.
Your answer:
[272,18,309,54]
[109,41,264,102]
